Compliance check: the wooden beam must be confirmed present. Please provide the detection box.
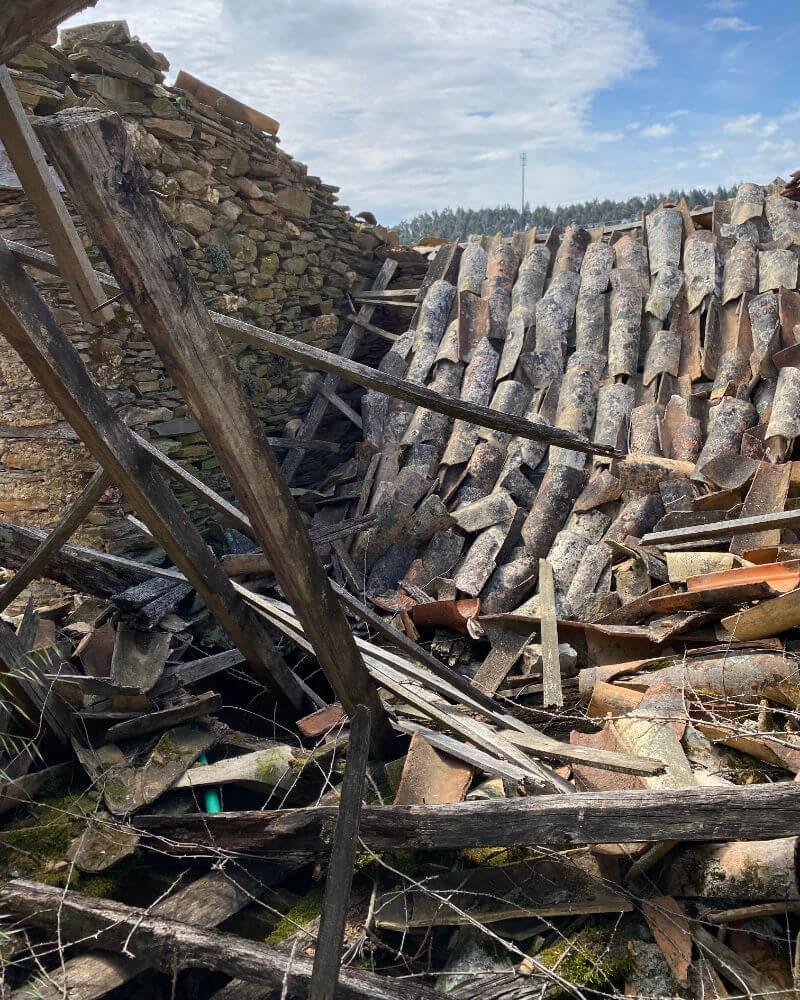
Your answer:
[642,507,800,546]
[345,313,399,343]
[134,782,800,854]
[350,288,419,299]
[0,467,110,614]
[0,242,303,708]
[2,879,432,1000]
[5,240,620,458]
[1,864,298,1000]
[538,558,563,708]
[353,297,416,309]
[310,705,371,1000]
[35,109,394,757]
[318,385,363,429]
[0,1,97,65]
[0,68,112,322]
[282,258,397,483]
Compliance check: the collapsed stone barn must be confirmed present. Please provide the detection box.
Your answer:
[0,18,419,608]
[7,8,800,1000]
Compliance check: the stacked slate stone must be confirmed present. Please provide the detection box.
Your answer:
[0,20,414,579]
[354,184,800,621]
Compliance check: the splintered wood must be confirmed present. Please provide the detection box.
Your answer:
[5,61,800,997]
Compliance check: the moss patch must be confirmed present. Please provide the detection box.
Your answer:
[0,787,91,887]
[266,882,327,945]
[536,921,635,997]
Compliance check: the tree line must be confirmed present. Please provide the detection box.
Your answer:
[393,186,738,243]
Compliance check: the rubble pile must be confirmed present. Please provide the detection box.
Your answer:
[4,8,800,1000]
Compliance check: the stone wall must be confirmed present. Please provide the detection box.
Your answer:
[0,21,419,564]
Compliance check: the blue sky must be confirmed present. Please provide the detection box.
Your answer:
[61,1,800,225]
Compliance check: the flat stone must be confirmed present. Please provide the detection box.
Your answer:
[60,20,131,53]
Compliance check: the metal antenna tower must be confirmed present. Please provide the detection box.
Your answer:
[520,151,527,217]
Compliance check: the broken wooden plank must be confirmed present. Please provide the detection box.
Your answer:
[2,879,428,1000]
[310,705,371,1000]
[0,467,110,614]
[134,782,800,853]
[105,692,221,742]
[36,108,393,756]
[642,506,800,546]
[7,864,292,1000]
[538,558,563,708]
[501,729,664,777]
[174,744,298,794]
[345,312,399,343]
[0,244,301,707]
[318,385,363,429]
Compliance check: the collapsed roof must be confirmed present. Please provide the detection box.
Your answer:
[348,185,800,638]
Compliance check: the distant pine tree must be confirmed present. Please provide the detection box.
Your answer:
[393,186,738,244]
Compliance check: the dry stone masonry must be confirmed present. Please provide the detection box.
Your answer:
[0,20,411,582]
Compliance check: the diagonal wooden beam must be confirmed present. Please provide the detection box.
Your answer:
[0,68,113,322]
[0,242,304,708]
[281,258,397,483]
[35,108,395,757]
[5,239,620,458]
[0,1,97,65]
[0,466,110,614]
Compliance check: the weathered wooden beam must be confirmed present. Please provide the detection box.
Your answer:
[134,782,800,854]
[345,312,399,343]
[5,239,619,458]
[642,507,800,546]
[0,242,303,707]
[0,1,97,65]
[3,864,297,1000]
[282,258,397,482]
[351,288,419,299]
[0,68,113,322]
[318,385,363,429]
[36,109,393,756]
[538,558,563,708]
[0,467,110,614]
[310,705,371,1000]
[2,879,432,1000]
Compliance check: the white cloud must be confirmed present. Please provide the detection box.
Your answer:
[724,113,763,133]
[641,123,676,139]
[59,0,652,222]
[705,15,760,31]
[667,109,690,118]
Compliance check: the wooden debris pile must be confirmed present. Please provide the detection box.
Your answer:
[3,5,800,995]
